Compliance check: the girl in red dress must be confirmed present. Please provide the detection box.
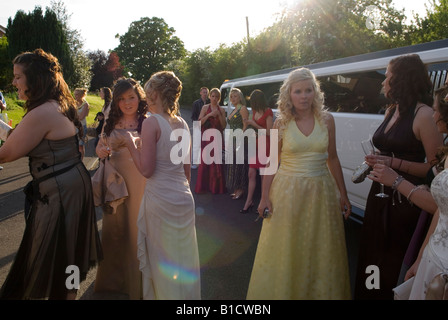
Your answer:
[194,88,227,194]
[241,90,273,213]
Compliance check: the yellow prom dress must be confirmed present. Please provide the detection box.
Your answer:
[247,118,351,300]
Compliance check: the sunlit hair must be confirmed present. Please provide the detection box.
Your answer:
[101,87,112,109]
[104,78,148,135]
[74,88,88,99]
[433,85,448,171]
[209,88,221,101]
[387,54,432,115]
[144,71,182,117]
[13,48,82,139]
[276,67,325,138]
[230,87,246,106]
[249,89,268,112]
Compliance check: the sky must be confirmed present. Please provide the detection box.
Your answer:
[0,0,431,53]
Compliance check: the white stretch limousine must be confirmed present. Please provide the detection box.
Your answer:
[219,39,448,223]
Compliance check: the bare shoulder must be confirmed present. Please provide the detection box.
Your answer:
[415,103,437,129]
[144,114,160,127]
[25,101,64,121]
[240,105,249,112]
[415,103,434,117]
[322,111,334,126]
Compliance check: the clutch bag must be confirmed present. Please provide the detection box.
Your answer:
[351,161,372,184]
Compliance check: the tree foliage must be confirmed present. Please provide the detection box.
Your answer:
[0,37,12,90]
[114,17,186,84]
[410,0,448,43]
[50,0,92,88]
[88,50,124,91]
[273,0,412,65]
[2,0,446,100]
[7,6,74,84]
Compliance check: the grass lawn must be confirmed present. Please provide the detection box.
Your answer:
[2,92,104,128]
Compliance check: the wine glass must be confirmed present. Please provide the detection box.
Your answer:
[375,158,391,198]
[99,133,110,159]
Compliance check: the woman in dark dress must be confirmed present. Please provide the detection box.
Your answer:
[225,88,249,200]
[354,54,443,300]
[0,49,102,300]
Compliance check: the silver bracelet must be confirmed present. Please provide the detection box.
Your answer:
[407,184,429,206]
[391,175,405,190]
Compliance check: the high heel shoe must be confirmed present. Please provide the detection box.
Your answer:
[240,202,254,214]
[232,190,244,200]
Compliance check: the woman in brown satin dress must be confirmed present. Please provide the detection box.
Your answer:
[94,78,147,299]
[0,49,102,300]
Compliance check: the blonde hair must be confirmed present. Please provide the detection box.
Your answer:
[276,68,326,138]
[145,71,182,117]
[230,87,246,106]
[74,88,88,98]
[209,87,221,100]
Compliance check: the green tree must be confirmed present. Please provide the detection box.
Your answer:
[0,36,12,90]
[89,50,124,91]
[50,0,92,88]
[178,48,215,105]
[410,0,448,43]
[7,6,74,86]
[114,17,186,83]
[274,0,412,65]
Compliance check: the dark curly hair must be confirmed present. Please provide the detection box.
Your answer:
[13,48,82,139]
[386,54,433,116]
[104,78,148,136]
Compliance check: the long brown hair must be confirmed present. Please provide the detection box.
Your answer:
[104,78,148,136]
[101,87,112,110]
[13,48,82,138]
[387,54,432,116]
[249,89,268,113]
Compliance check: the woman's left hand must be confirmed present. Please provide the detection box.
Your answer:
[368,164,399,187]
[340,195,351,220]
[364,154,392,168]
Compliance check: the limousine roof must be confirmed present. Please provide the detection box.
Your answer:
[221,38,448,86]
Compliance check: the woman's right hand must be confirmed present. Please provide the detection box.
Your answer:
[257,197,272,218]
[96,144,111,159]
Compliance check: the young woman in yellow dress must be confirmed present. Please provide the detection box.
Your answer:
[247,67,352,300]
